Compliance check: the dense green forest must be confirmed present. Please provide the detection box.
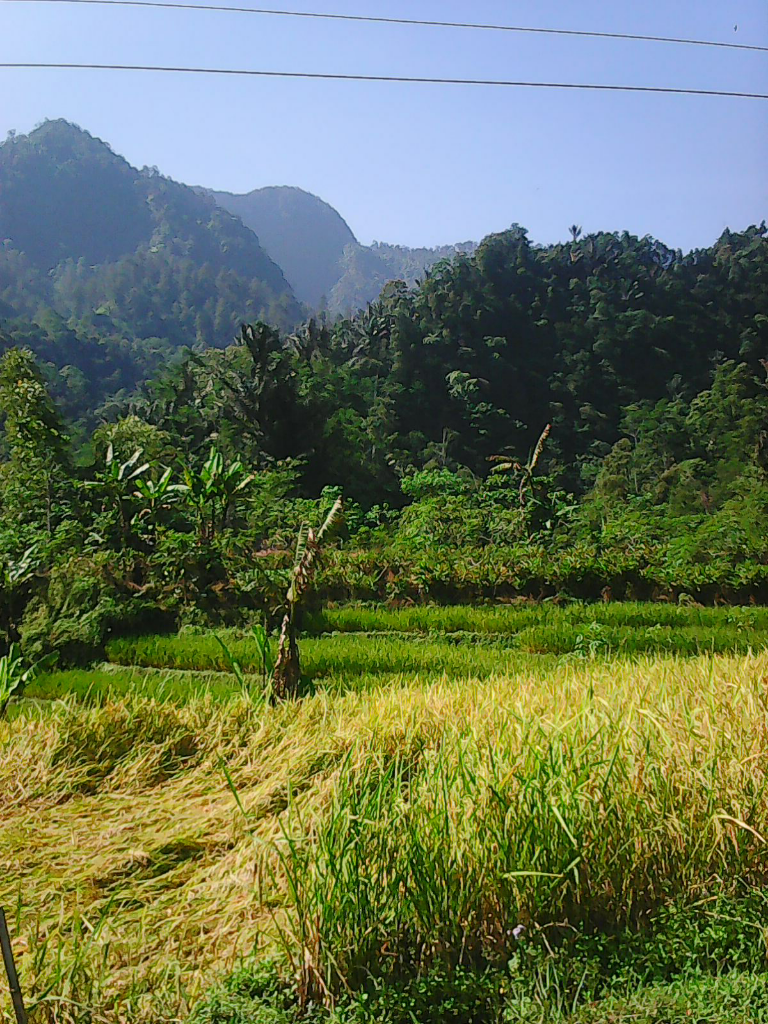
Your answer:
[1,209,767,661]
[327,238,479,317]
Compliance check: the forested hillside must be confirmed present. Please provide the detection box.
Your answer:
[172,222,761,502]
[327,239,478,315]
[0,120,481,419]
[0,120,302,419]
[1,219,767,661]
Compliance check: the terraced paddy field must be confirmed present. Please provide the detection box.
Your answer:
[3,604,768,1023]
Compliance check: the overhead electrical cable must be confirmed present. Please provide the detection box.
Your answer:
[1,63,766,99]
[3,0,768,54]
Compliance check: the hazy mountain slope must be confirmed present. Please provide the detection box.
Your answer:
[209,185,357,307]
[329,240,479,316]
[207,185,479,315]
[0,120,302,341]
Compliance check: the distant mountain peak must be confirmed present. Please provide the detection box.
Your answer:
[20,118,124,161]
[207,185,357,308]
[207,185,479,314]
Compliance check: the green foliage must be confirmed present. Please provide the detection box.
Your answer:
[194,957,768,1024]
[0,642,57,717]
[0,543,39,645]
[181,447,255,540]
[92,415,172,464]
[193,959,507,1024]
[0,175,767,655]
[19,551,165,663]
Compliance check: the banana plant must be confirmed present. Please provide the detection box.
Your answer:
[273,497,343,700]
[0,644,58,719]
[180,447,254,539]
[1,545,40,643]
[102,444,151,488]
[217,456,255,532]
[489,424,552,508]
[86,445,150,545]
[133,466,185,536]
[3,545,38,587]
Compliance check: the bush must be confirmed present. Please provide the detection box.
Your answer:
[20,552,163,663]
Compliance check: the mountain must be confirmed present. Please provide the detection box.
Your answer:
[207,184,478,316]
[0,119,479,421]
[0,120,302,341]
[208,185,357,308]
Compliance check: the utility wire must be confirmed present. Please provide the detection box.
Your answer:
[3,0,768,54]
[2,62,767,98]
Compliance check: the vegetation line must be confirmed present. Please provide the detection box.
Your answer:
[2,63,767,99]
[5,0,768,53]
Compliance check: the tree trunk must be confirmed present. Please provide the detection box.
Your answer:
[273,607,301,700]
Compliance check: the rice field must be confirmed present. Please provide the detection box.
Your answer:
[307,600,768,634]
[102,601,768,680]
[2,604,768,1023]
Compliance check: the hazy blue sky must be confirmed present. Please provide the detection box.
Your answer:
[2,0,767,249]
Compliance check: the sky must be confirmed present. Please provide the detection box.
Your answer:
[1,0,767,250]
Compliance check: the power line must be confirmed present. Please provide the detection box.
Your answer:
[4,0,768,54]
[2,63,767,98]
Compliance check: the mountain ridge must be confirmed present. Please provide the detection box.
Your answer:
[204,183,357,308]
[0,119,302,336]
[201,184,479,315]
[0,118,483,420]
[0,119,304,419]
[1,119,482,324]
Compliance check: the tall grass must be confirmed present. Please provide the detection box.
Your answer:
[259,657,768,1007]
[4,653,765,1021]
